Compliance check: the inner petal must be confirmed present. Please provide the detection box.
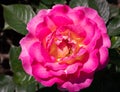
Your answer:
[47,29,86,64]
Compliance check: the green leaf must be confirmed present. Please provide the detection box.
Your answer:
[88,0,98,10]
[111,36,120,48]
[40,0,66,6]
[69,0,88,8]
[15,82,36,92]
[53,0,66,4]
[41,0,54,5]
[107,16,120,36]
[9,46,35,85]
[88,0,110,23]
[9,46,23,72]
[109,4,119,18]
[0,75,15,92]
[36,3,48,13]
[3,4,35,35]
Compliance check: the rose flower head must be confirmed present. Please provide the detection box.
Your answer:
[19,4,111,92]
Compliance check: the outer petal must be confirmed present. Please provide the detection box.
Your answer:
[98,47,109,69]
[29,42,52,63]
[49,4,71,17]
[67,9,85,24]
[74,7,107,33]
[36,77,64,87]
[19,34,38,75]
[45,62,67,71]
[86,27,101,50]
[60,72,93,92]
[27,9,50,36]
[49,16,73,26]
[82,50,99,73]
[64,63,82,74]
[35,22,51,41]
[102,33,111,48]
[32,64,52,79]
[19,56,33,75]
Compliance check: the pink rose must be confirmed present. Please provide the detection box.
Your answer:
[19,4,111,92]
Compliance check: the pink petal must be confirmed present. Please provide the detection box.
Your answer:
[36,77,64,87]
[19,34,38,51]
[64,63,82,74]
[74,7,107,33]
[86,28,101,50]
[36,22,51,41]
[49,4,71,16]
[19,34,38,75]
[67,9,85,24]
[82,50,99,73]
[98,47,109,69]
[49,70,65,76]
[102,33,111,48]
[32,64,52,79]
[81,18,95,45]
[67,24,86,38]
[61,77,93,92]
[19,55,33,75]
[29,42,51,63]
[27,9,50,36]
[49,16,73,26]
[45,62,67,71]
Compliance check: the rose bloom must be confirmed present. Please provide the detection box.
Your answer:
[19,4,111,92]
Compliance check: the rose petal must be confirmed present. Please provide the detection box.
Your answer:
[45,62,67,71]
[27,9,50,36]
[29,42,52,63]
[36,22,51,40]
[67,9,85,24]
[98,47,109,69]
[19,34,38,75]
[19,55,33,75]
[102,33,111,48]
[74,7,107,33]
[82,50,99,73]
[50,16,73,26]
[32,64,52,79]
[36,77,64,87]
[64,63,82,74]
[49,4,71,16]
[61,76,93,92]
[86,28,101,50]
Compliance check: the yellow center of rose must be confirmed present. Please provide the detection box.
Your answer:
[48,30,86,64]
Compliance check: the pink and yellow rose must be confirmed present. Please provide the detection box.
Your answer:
[19,4,111,92]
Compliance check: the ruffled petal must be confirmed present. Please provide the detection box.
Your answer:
[32,64,52,79]
[61,72,93,92]
[64,63,82,74]
[19,34,38,75]
[36,77,64,87]
[98,47,109,69]
[29,42,51,63]
[49,4,71,16]
[82,50,99,73]
[45,62,67,71]
[27,9,50,36]
[74,6,107,33]
[102,33,111,48]
[49,16,73,26]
